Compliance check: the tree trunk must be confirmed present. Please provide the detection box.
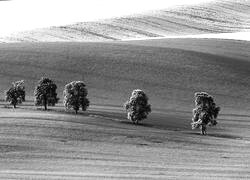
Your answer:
[13,104,16,109]
[44,96,47,110]
[201,125,207,135]
[75,109,78,114]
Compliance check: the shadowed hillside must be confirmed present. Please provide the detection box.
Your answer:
[0,39,249,116]
[0,0,249,42]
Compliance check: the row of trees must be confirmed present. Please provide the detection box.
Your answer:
[5,77,89,114]
[4,78,220,135]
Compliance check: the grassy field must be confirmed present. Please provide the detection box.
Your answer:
[0,39,249,113]
[0,38,249,179]
[0,104,249,179]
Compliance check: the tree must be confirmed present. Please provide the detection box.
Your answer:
[191,92,220,135]
[63,81,89,114]
[124,89,151,124]
[5,80,25,108]
[34,77,59,110]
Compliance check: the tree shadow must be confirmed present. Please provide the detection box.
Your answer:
[1,105,20,109]
[186,132,242,139]
[36,108,54,111]
[207,133,242,140]
[120,120,154,128]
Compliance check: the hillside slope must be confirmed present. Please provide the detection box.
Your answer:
[0,106,249,180]
[0,38,249,179]
[0,39,249,115]
[1,0,249,42]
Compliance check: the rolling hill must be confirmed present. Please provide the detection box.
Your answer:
[0,0,250,178]
[0,103,249,180]
[0,0,249,42]
[0,38,249,115]
[0,38,249,179]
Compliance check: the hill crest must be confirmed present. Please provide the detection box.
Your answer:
[0,0,249,42]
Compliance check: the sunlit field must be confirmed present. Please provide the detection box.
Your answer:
[1,0,249,42]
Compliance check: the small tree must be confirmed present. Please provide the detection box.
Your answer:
[191,92,220,135]
[5,80,25,108]
[124,89,151,124]
[34,77,59,110]
[63,81,89,114]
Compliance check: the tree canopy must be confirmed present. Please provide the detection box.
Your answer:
[124,89,151,124]
[191,92,220,135]
[63,81,89,114]
[5,80,25,108]
[34,77,59,110]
